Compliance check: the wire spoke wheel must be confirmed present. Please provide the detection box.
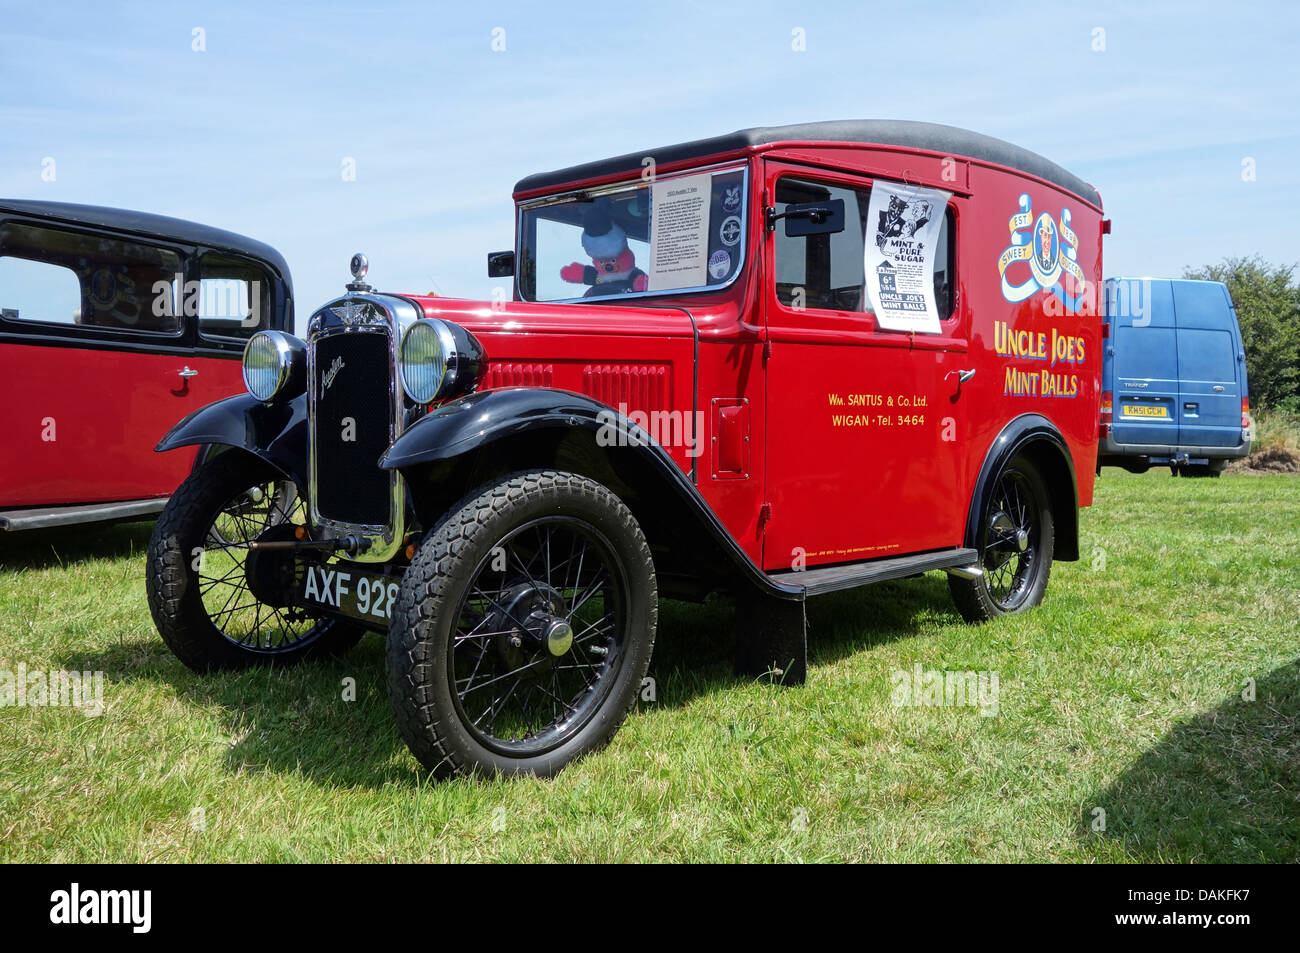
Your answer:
[450,516,627,755]
[387,470,657,779]
[198,477,317,652]
[948,454,1054,623]
[981,469,1039,610]
[147,454,363,671]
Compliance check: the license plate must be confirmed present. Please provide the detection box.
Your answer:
[299,562,403,624]
[1122,404,1168,418]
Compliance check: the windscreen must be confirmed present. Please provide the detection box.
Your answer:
[518,166,746,302]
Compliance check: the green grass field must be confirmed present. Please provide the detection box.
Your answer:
[1,470,1296,863]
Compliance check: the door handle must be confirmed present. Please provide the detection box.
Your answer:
[1212,384,1224,392]
[945,368,976,384]
[178,366,198,379]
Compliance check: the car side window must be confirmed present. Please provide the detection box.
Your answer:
[196,253,273,341]
[0,221,182,334]
[773,177,954,321]
[0,255,82,325]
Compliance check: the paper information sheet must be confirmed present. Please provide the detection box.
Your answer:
[863,181,952,333]
[648,173,711,290]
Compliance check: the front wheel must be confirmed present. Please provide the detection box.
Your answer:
[387,470,657,779]
[949,455,1054,623]
[146,452,363,671]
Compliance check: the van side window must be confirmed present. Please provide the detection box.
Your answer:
[773,177,954,321]
[196,253,272,341]
[0,221,182,334]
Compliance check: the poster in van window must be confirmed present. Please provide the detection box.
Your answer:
[647,172,712,291]
[863,181,952,334]
[996,193,1088,310]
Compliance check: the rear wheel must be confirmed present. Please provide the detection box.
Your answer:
[949,455,1054,623]
[387,470,657,779]
[146,452,363,671]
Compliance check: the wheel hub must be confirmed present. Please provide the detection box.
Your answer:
[491,582,571,674]
[245,524,300,606]
[988,510,1018,548]
[543,619,574,657]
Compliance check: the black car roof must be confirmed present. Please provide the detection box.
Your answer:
[514,119,1101,207]
[0,198,292,283]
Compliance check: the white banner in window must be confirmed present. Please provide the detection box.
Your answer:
[863,181,952,334]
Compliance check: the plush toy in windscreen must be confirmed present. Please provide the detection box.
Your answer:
[559,208,648,296]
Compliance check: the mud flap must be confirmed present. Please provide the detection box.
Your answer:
[734,595,807,685]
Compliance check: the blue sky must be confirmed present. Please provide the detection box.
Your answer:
[2,1,1297,331]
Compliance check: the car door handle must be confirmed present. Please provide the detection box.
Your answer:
[946,368,976,384]
[177,367,199,379]
[1212,384,1224,392]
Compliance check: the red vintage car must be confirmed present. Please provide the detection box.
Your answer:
[0,201,293,531]
[145,120,1105,778]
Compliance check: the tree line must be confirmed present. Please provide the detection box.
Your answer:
[1184,257,1300,413]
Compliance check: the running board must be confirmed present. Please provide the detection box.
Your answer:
[0,498,168,532]
[767,548,980,597]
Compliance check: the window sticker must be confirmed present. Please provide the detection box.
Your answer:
[863,181,952,333]
[647,172,712,291]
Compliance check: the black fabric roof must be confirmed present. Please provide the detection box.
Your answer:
[514,120,1100,206]
[0,199,292,283]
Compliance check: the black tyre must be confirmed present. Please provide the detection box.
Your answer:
[949,455,1054,623]
[146,452,363,671]
[387,470,657,779]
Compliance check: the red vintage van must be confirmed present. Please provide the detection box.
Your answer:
[145,120,1105,778]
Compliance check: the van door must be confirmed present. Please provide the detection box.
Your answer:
[1171,280,1243,448]
[760,164,966,571]
[1110,279,1178,447]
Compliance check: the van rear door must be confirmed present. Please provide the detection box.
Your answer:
[1110,279,1178,447]
[1172,280,1242,448]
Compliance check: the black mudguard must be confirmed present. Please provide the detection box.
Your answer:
[381,387,801,604]
[155,392,309,489]
[381,386,807,683]
[966,413,1080,561]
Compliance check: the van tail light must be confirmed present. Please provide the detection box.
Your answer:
[1242,396,1251,429]
[1099,390,1113,439]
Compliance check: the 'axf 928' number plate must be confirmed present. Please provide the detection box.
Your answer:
[300,563,402,625]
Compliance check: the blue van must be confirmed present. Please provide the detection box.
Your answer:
[1100,278,1251,476]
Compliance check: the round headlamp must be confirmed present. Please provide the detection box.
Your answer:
[242,330,303,402]
[400,318,484,404]
[398,320,451,404]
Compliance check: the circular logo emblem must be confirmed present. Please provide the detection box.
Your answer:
[1028,213,1062,289]
[88,268,118,310]
[719,215,742,247]
[721,185,742,214]
[708,249,731,280]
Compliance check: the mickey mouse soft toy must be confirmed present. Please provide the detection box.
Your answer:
[559,208,648,296]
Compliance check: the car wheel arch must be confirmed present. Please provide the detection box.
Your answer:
[386,390,791,603]
[965,414,1079,562]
